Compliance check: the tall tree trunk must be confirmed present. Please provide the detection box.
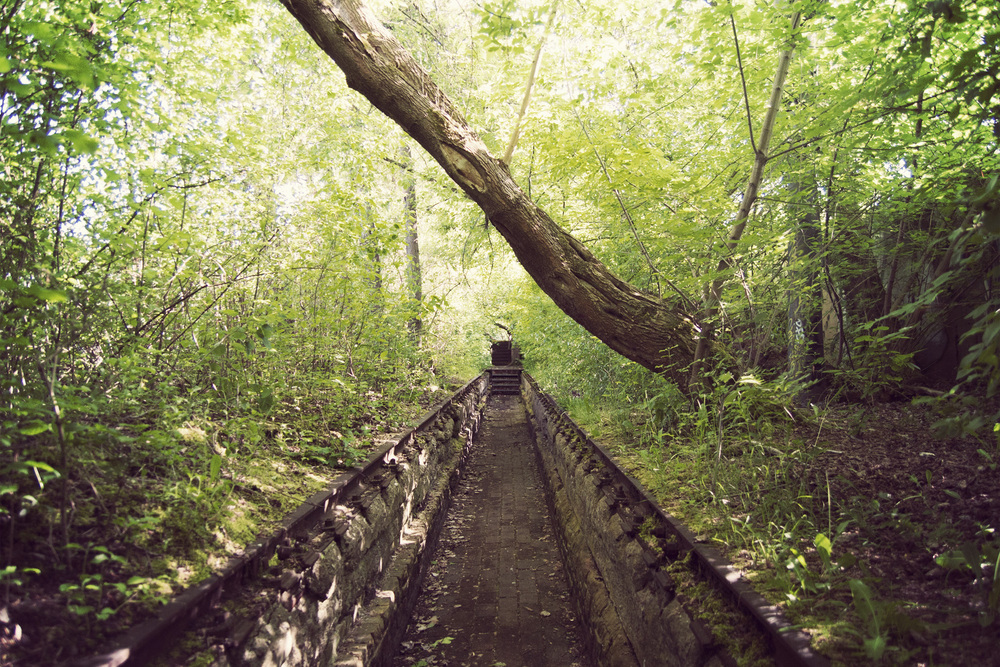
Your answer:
[400,143,422,340]
[688,12,802,387]
[279,0,699,382]
[362,215,382,294]
[502,0,559,166]
[787,187,824,381]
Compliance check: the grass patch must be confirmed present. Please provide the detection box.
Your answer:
[564,380,1000,665]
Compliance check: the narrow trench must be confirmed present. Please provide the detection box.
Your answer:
[390,394,594,667]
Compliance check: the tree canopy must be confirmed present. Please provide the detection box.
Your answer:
[279,0,999,391]
[1,0,998,660]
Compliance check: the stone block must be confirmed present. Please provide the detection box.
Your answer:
[361,493,388,527]
[663,598,704,666]
[305,544,343,601]
[382,478,404,514]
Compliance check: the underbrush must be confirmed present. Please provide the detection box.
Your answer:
[564,373,999,665]
[0,366,453,664]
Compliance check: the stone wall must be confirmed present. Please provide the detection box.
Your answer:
[522,375,730,667]
[59,376,489,667]
[220,377,488,667]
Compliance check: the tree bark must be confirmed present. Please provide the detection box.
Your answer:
[787,187,824,380]
[279,0,699,379]
[400,143,422,340]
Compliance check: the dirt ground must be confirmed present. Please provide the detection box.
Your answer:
[391,395,591,667]
[768,401,999,664]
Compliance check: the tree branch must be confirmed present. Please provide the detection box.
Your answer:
[278,0,701,379]
[729,8,757,156]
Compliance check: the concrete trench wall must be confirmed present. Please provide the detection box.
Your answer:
[226,377,489,667]
[522,375,731,667]
[81,371,823,667]
[75,375,488,667]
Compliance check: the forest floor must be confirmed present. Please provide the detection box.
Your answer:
[0,383,454,666]
[4,384,996,666]
[607,398,1000,666]
[782,402,999,665]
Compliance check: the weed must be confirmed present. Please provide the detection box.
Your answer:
[57,544,171,636]
[847,579,888,660]
[826,324,917,402]
[934,538,1000,626]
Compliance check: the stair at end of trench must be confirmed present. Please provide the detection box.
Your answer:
[490,367,521,396]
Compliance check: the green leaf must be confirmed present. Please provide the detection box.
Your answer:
[23,461,57,474]
[40,53,94,89]
[25,285,68,303]
[27,130,59,155]
[934,550,966,569]
[257,388,276,414]
[62,129,99,154]
[814,532,832,562]
[18,420,50,435]
[863,636,887,660]
[849,579,879,632]
[209,454,222,485]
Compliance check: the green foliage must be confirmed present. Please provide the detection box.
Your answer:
[848,579,889,661]
[0,0,458,658]
[825,324,918,402]
[0,0,997,658]
[934,539,1000,626]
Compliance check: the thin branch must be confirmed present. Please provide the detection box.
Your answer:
[397,7,445,48]
[575,109,662,298]
[729,8,757,155]
[690,11,803,385]
[383,156,463,195]
[503,0,560,165]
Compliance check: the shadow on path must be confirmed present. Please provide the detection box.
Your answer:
[391,395,592,667]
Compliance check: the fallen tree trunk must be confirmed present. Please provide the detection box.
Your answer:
[279,0,701,379]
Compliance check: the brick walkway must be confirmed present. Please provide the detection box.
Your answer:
[391,395,592,667]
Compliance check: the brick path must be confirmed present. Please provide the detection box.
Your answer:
[391,395,592,667]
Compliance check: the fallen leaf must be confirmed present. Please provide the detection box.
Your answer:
[416,615,438,632]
